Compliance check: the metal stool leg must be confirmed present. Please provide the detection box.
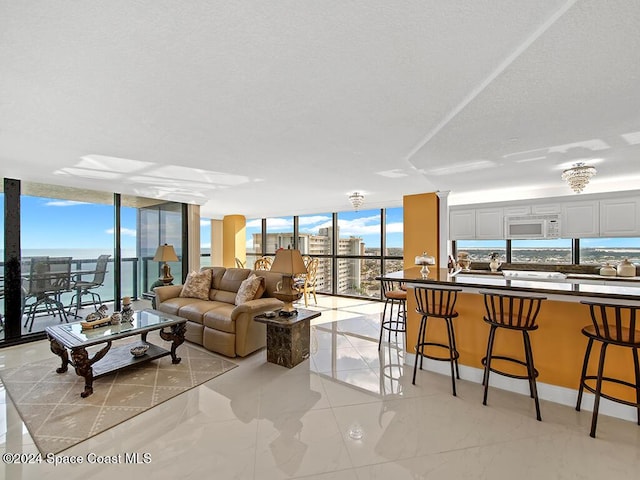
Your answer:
[523,330,541,421]
[482,325,497,405]
[576,337,595,411]
[590,342,609,438]
[445,317,457,396]
[412,315,427,385]
[447,317,460,379]
[633,347,640,426]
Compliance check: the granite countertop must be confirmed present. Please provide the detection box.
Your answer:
[381,267,640,302]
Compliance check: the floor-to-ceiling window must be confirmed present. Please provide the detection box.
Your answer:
[246,218,262,269]
[265,216,294,252]
[384,207,404,274]
[0,181,186,347]
[0,190,4,341]
[200,217,212,267]
[298,212,333,294]
[19,183,115,336]
[244,207,402,300]
[136,200,183,293]
[337,208,381,298]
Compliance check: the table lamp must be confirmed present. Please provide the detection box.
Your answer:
[270,248,307,316]
[153,244,179,285]
[415,252,436,278]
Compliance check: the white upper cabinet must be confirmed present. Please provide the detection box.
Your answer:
[475,208,504,239]
[561,201,599,238]
[450,208,504,239]
[449,209,476,240]
[531,203,561,214]
[599,197,640,236]
[503,206,531,216]
[449,192,640,240]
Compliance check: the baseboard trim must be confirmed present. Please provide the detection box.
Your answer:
[405,353,638,422]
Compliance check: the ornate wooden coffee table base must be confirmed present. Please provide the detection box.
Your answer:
[46,309,187,398]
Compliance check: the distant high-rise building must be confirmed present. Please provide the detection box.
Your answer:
[253,228,363,294]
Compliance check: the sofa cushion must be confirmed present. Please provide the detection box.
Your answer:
[219,268,251,292]
[178,300,223,324]
[235,274,263,305]
[179,269,212,300]
[202,266,227,289]
[203,304,237,333]
[158,297,203,316]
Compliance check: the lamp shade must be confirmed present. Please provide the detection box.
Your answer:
[270,249,307,275]
[153,244,179,262]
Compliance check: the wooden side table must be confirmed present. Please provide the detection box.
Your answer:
[254,308,321,368]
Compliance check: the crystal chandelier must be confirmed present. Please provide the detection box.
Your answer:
[348,192,364,210]
[561,162,596,193]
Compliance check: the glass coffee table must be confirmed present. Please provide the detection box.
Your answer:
[46,309,187,398]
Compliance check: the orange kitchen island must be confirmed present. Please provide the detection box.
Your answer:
[381,267,640,422]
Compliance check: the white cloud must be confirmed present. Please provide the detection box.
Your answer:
[386,222,404,234]
[337,215,382,236]
[246,219,262,228]
[200,219,211,227]
[299,215,331,226]
[105,227,137,237]
[45,200,89,207]
[266,217,293,229]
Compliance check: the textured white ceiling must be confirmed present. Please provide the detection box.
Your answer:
[1,0,639,218]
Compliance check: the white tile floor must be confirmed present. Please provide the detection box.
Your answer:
[1,296,639,479]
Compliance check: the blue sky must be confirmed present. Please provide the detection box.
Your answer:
[0,196,138,251]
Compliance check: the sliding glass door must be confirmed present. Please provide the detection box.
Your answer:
[0,180,186,347]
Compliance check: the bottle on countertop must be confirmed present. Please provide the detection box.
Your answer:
[599,263,617,276]
[616,258,637,277]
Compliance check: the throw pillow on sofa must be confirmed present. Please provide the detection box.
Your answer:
[235,274,264,305]
[179,269,212,300]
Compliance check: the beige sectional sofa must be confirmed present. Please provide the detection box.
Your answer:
[154,267,284,357]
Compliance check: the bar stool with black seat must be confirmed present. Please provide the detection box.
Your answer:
[378,279,407,351]
[412,286,462,396]
[480,290,546,421]
[576,300,640,438]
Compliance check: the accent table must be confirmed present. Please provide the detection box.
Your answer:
[46,308,186,398]
[254,308,321,368]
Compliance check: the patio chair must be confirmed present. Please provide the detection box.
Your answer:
[23,256,72,332]
[68,254,110,316]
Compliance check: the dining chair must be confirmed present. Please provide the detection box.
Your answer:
[68,254,110,316]
[254,256,272,271]
[297,257,319,307]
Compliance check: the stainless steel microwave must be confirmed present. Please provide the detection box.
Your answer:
[504,214,561,239]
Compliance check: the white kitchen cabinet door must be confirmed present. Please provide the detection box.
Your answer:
[449,209,476,240]
[599,197,640,236]
[561,201,599,237]
[503,206,531,216]
[532,203,561,214]
[475,208,504,239]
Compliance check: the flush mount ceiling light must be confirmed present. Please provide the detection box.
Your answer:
[561,162,597,193]
[348,192,364,210]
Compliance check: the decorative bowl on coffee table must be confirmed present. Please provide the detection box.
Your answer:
[130,344,150,357]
